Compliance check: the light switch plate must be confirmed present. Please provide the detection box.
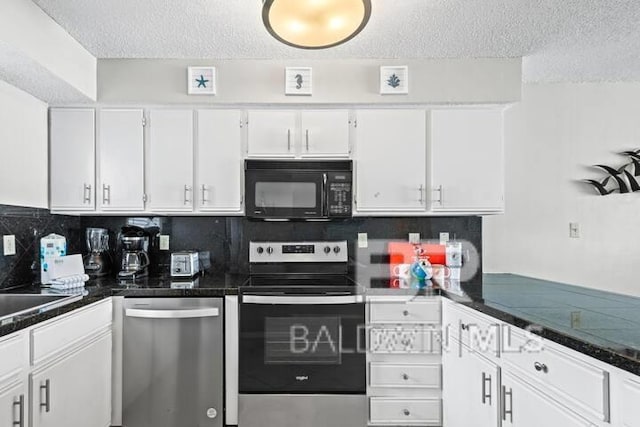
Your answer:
[357,233,368,248]
[159,235,170,251]
[439,232,450,244]
[408,233,420,244]
[3,235,16,256]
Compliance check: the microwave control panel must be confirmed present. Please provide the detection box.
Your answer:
[327,172,352,216]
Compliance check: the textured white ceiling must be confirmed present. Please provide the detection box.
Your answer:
[31,0,640,82]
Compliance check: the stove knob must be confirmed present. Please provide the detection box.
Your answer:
[256,247,264,254]
[266,246,274,255]
[324,246,331,254]
[333,246,341,254]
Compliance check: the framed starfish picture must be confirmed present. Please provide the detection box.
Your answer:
[188,66,216,95]
[380,66,409,95]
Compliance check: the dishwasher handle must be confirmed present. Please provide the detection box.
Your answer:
[125,307,219,319]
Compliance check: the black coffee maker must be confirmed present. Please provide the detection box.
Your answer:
[117,226,151,278]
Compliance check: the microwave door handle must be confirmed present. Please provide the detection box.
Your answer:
[322,173,328,217]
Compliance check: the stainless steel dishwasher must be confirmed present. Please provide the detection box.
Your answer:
[122,298,223,427]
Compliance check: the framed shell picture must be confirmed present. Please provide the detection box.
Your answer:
[285,67,312,96]
[380,66,409,95]
[188,66,216,95]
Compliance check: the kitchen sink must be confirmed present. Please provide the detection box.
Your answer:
[0,294,83,324]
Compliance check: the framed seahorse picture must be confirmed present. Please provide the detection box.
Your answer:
[187,66,216,95]
[380,66,409,95]
[285,67,312,96]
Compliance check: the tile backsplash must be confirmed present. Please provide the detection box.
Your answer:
[0,205,81,289]
[0,205,483,290]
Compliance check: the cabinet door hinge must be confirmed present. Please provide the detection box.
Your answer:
[142,116,147,127]
[142,194,148,202]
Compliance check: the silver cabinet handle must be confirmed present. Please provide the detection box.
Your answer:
[125,307,219,319]
[201,184,208,205]
[418,184,425,204]
[40,379,50,413]
[482,372,492,405]
[502,386,513,422]
[305,129,310,151]
[243,295,363,305]
[102,184,111,205]
[403,409,411,416]
[433,185,443,204]
[287,129,291,151]
[83,184,92,204]
[534,362,548,373]
[184,185,192,205]
[13,394,24,427]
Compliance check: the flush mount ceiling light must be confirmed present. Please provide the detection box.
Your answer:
[262,0,372,49]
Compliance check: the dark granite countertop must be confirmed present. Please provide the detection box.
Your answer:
[448,273,640,377]
[2,270,639,377]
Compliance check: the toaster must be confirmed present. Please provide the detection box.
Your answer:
[170,251,200,277]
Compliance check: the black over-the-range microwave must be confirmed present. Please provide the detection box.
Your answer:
[244,160,353,220]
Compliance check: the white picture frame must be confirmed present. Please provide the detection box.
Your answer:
[380,66,409,95]
[188,66,216,95]
[285,67,312,96]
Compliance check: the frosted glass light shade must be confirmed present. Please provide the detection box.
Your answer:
[262,0,372,49]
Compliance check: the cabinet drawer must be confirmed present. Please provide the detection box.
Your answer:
[0,333,25,381]
[444,301,500,355]
[369,325,441,354]
[32,299,112,365]
[622,377,640,427]
[370,300,441,324]
[370,363,441,388]
[370,397,441,425]
[502,327,609,422]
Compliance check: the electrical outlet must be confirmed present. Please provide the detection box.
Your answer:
[570,311,582,328]
[159,235,170,251]
[3,235,16,256]
[439,232,450,244]
[357,233,368,248]
[569,223,580,238]
[408,233,420,244]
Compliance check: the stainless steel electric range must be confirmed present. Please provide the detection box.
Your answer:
[234,240,366,427]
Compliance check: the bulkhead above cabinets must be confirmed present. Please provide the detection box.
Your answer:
[48,107,505,216]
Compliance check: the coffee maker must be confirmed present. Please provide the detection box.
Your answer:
[84,228,112,277]
[118,226,151,279]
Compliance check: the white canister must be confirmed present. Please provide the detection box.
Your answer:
[40,234,67,284]
[445,241,462,267]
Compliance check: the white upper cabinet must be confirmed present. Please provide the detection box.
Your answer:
[196,110,244,212]
[429,109,504,212]
[299,110,350,157]
[147,110,194,212]
[49,109,95,211]
[354,109,427,212]
[247,110,297,157]
[98,109,145,211]
[247,110,350,158]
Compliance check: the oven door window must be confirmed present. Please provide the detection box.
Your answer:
[239,303,365,394]
[246,171,323,218]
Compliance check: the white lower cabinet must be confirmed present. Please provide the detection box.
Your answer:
[31,333,112,427]
[443,342,499,427]
[367,296,442,426]
[0,382,26,427]
[501,369,595,427]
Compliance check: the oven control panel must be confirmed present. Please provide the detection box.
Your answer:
[250,241,348,263]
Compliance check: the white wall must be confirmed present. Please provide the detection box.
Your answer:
[0,80,48,208]
[0,0,96,102]
[484,83,640,297]
[97,58,521,105]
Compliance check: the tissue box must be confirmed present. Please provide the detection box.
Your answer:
[40,234,67,284]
